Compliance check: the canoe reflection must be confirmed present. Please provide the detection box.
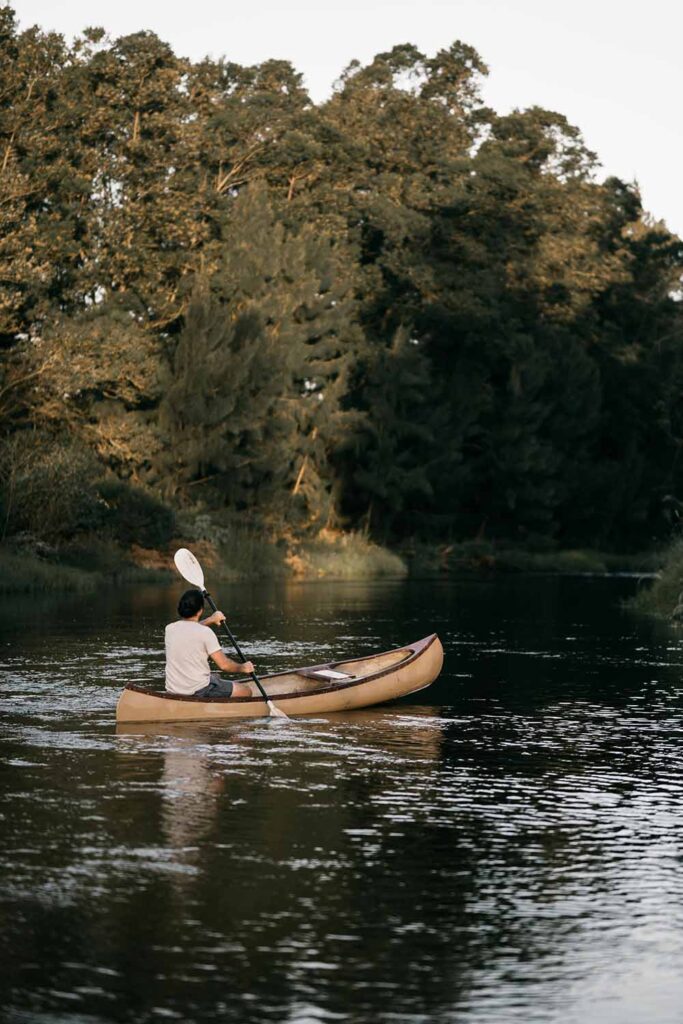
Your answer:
[117,706,444,885]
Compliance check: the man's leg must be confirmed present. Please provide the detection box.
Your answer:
[194,674,234,698]
[194,674,252,698]
[210,672,252,698]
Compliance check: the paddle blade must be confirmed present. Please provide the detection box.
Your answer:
[174,548,205,589]
[267,700,289,720]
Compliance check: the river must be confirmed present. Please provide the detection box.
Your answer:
[2,575,683,1023]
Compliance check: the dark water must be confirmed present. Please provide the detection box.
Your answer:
[2,576,683,1024]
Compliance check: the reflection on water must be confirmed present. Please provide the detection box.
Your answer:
[2,577,683,1023]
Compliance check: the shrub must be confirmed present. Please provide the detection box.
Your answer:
[0,433,175,550]
[98,479,175,548]
[176,510,286,579]
[0,548,100,593]
[0,433,103,541]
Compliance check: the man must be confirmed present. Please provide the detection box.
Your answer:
[165,588,254,698]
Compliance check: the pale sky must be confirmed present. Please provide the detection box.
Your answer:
[10,0,683,237]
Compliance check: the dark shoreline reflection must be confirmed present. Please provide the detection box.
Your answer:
[2,578,683,1022]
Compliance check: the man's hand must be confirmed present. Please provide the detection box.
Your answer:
[240,660,255,675]
[202,610,226,627]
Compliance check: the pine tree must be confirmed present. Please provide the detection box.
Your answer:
[158,184,361,526]
[334,327,435,538]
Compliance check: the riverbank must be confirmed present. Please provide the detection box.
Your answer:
[0,532,661,594]
[403,540,660,578]
[0,529,408,594]
[627,538,683,619]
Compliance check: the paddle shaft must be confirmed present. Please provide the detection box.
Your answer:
[203,591,270,704]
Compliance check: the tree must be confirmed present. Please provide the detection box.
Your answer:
[335,326,435,538]
[2,9,682,555]
[158,184,361,528]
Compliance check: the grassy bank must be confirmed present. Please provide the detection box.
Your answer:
[1,529,663,596]
[0,527,408,594]
[0,549,103,593]
[286,529,407,580]
[628,539,683,619]
[0,542,175,594]
[403,540,661,577]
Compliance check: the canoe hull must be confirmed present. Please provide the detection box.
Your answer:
[116,634,443,724]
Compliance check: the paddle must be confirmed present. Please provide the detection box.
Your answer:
[173,547,289,720]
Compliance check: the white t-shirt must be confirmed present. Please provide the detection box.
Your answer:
[165,620,221,695]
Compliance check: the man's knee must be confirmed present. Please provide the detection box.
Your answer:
[231,681,252,699]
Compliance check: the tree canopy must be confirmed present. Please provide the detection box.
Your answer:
[2,6,682,551]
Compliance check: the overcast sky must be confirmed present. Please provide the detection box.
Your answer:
[10,0,683,237]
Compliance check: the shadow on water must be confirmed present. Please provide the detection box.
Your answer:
[2,576,683,1022]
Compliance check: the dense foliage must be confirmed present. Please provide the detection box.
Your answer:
[2,7,682,551]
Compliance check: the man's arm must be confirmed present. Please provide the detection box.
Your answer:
[201,610,226,628]
[200,609,254,674]
[210,649,255,675]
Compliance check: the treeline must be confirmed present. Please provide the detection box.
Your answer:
[1,5,683,554]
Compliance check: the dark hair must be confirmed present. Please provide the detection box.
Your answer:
[178,588,205,619]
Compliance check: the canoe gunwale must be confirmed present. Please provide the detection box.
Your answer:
[122,633,439,705]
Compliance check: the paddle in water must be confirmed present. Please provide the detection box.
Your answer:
[173,547,289,720]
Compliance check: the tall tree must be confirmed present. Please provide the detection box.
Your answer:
[158,184,361,527]
[335,326,435,538]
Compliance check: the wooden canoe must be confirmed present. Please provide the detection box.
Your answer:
[116,633,443,724]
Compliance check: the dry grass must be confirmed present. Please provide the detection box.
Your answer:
[293,530,408,580]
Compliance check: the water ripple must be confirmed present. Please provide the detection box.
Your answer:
[2,578,683,1023]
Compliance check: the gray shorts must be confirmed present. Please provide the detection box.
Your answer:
[194,673,234,698]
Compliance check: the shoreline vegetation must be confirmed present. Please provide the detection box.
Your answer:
[0,531,662,595]
[627,539,683,620]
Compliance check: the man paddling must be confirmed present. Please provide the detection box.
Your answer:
[165,589,254,698]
